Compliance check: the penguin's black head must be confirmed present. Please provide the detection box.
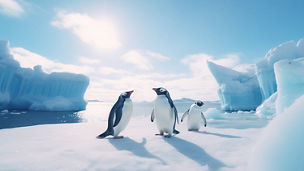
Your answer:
[152,87,168,95]
[120,90,134,99]
[195,100,204,107]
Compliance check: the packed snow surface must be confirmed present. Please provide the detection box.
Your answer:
[248,95,304,171]
[0,40,89,111]
[207,61,262,111]
[0,102,268,171]
[256,38,304,99]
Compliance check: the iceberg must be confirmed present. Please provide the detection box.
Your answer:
[0,40,89,111]
[207,61,263,111]
[256,38,304,99]
[274,57,304,113]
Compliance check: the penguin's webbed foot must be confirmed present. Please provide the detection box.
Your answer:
[96,133,108,139]
[96,135,105,139]
[155,132,164,136]
[188,129,199,131]
[164,134,172,138]
[113,136,124,139]
[173,130,180,134]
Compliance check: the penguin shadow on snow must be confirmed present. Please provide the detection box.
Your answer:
[163,136,225,170]
[108,137,167,165]
[194,131,242,139]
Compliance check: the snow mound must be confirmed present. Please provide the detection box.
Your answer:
[205,108,224,120]
[255,92,277,119]
[274,57,304,113]
[248,95,304,171]
[256,38,304,99]
[0,40,89,111]
[207,61,263,111]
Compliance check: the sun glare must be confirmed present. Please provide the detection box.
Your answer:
[92,18,120,49]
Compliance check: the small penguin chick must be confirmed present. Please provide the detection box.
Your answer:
[181,100,207,131]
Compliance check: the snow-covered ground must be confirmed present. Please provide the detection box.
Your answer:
[0,102,268,171]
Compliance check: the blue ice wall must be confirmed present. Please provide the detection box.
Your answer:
[256,39,304,100]
[207,61,263,111]
[0,40,89,111]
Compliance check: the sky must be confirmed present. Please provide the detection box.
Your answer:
[1,0,304,102]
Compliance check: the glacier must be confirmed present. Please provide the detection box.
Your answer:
[256,38,304,100]
[207,61,263,111]
[0,40,89,111]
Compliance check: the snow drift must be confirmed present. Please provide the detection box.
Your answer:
[256,38,304,100]
[248,95,304,171]
[0,40,89,111]
[207,61,262,111]
[255,92,277,119]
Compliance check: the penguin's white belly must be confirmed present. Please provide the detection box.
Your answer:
[154,96,174,134]
[113,99,133,136]
[187,109,202,130]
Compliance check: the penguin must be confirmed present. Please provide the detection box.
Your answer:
[151,87,179,138]
[97,90,134,139]
[181,100,207,131]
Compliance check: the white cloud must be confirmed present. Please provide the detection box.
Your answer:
[233,63,256,75]
[216,53,240,67]
[11,47,94,74]
[182,53,240,77]
[79,57,101,65]
[182,53,212,77]
[0,0,24,17]
[179,53,241,101]
[145,50,170,61]
[121,49,170,71]
[51,10,120,50]
[99,67,130,76]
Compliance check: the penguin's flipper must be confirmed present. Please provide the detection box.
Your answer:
[151,109,155,122]
[173,106,180,134]
[113,96,125,127]
[113,105,123,127]
[165,91,180,134]
[201,112,207,127]
[173,106,179,124]
[181,109,189,122]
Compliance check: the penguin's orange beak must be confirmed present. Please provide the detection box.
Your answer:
[152,88,157,91]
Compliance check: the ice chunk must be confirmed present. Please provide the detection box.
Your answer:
[0,40,89,111]
[248,95,304,171]
[207,61,263,111]
[255,92,277,119]
[274,57,304,113]
[256,38,304,99]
